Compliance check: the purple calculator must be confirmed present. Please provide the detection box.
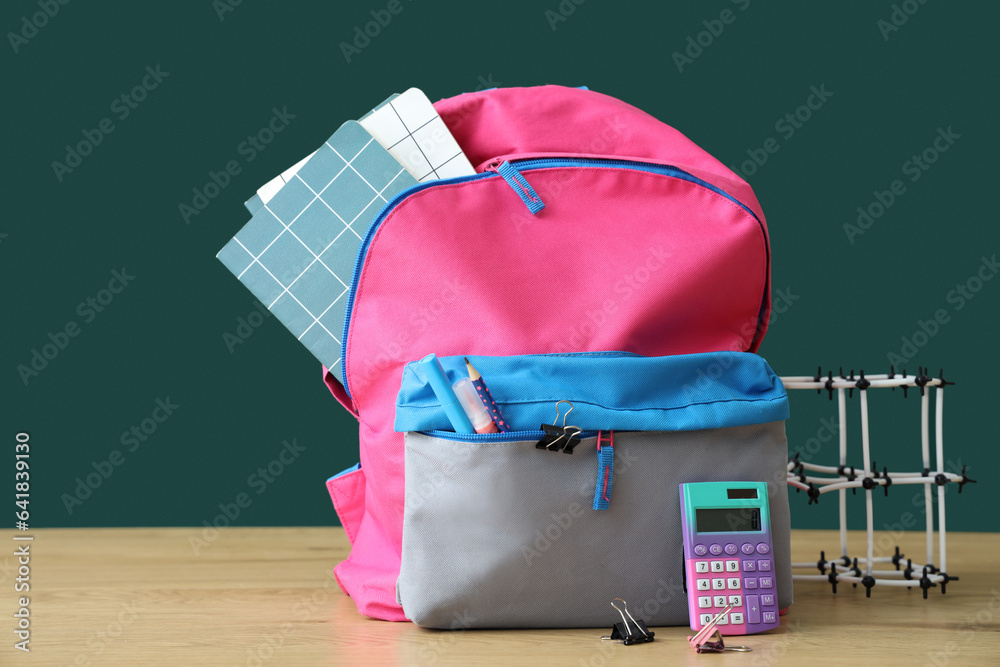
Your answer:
[679,481,779,635]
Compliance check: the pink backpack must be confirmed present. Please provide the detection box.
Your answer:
[323,85,772,621]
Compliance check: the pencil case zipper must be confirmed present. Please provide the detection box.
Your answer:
[420,428,600,443]
[341,156,764,398]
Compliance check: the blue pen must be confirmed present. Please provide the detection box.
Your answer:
[416,354,475,433]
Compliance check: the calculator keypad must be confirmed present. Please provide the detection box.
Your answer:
[688,543,779,634]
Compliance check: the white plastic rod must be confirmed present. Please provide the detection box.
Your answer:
[787,479,810,492]
[781,373,899,382]
[791,475,959,495]
[792,574,945,586]
[921,390,934,567]
[838,387,848,560]
[936,387,946,573]
[781,377,944,390]
[859,388,874,577]
[792,556,934,570]
[792,559,935,573]
[860,388,872,479]
[796,461,845,474]
[795,460,933,477]
[790,472,961,487]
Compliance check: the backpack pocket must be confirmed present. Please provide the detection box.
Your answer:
[326,463,366,546]
[393,351,792,629]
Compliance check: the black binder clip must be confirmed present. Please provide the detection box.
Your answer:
[600,598,654,645]
[535,400,583,453]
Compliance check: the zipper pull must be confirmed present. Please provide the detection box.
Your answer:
[486,160,545,215]
[593,430,614,510]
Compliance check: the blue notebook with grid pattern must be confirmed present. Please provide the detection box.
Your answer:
[217,120,417,383]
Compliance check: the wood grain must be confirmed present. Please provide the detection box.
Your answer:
[2,528,998,666]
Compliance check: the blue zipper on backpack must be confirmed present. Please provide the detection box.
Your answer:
[511,158,760,219]
[340,157,764,398]
[421,428,600,442]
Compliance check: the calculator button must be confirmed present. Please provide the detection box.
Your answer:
[756,543,770,555]
[710,560,724,573]
[728,595,742,606]
[712,578,726,590]
[730,612,744,624]
[761,594,775,606]
[709,544,723,556]
[745,595,760,624]
[758,576,773,589]
[727,578,741,590]
[763,611,777,624]
[715,614,729,625]
[695,561,709,573]
[743,560,756,572]
[700,613,714,626]
[757,559,771,572]
[696,579,711,591]
[744,578,757,589]
[741,543,755,555]
[726,560,740,572]
[694,544,708,556]
[714,595,727,607]
[725,543,738,555]
[698,596,712,608]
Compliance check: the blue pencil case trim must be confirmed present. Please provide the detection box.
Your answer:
[394,351,787,434]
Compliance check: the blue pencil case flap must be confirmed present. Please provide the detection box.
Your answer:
[393,351,788,433]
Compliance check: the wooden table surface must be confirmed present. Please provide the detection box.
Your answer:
[2,528,998,666]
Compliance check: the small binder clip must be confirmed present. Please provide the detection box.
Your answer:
[688,602,752,653]
[600,598,655,645]
[536,400,583,453]
[691,630,753,654]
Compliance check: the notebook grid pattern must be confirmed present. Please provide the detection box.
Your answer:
[360,95,472,182]
[218,128,416,378]
[221,89,470,383]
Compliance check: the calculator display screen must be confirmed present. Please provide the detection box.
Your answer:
[695,508,761,533]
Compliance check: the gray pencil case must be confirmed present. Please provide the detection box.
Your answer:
[392,351,793,629]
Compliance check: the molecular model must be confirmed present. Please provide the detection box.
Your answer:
[780,368,976,598]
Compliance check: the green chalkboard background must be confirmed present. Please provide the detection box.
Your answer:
[4,1,998,533]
